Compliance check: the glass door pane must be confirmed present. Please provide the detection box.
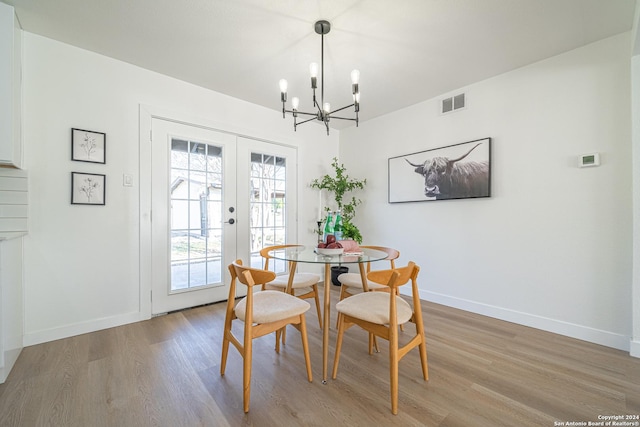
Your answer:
[249,153,288,271]
[169,139,223,291]
[234,138,297,297]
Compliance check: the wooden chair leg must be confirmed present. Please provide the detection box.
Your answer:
[312,284,323,329]
[220,331,230,375]
[332,313,347,379]
[369,333,377,354]
[243,335,253,413]
[369,333,379,354]
[299,315,313,382]
[275,328,282,353]
[335,286,357,327]
[336,286,346,328]
[389,329,399,415]
[416,323,429,381]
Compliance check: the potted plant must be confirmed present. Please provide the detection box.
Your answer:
[311,158,367,285]
[311,157,367,243]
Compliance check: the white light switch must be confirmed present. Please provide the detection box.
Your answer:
[123,174,133,187]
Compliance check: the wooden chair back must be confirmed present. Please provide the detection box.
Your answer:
[367,261,416,290]
[360,245,400,273]
[368,261,422,319]
[230,260,276,288]
[259,244,304,272]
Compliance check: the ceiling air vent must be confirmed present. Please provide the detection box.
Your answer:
[441,93,465,114]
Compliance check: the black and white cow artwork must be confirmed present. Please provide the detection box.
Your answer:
[405,142,490,200]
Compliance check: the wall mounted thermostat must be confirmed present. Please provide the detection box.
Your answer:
[578,153,600,168]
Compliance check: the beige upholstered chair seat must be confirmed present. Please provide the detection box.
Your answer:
[260,245,323,329]
[235,290,310,323]
[337,272,388,291]
[336,292,413,325]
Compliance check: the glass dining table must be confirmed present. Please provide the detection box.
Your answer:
[268,246,389,383]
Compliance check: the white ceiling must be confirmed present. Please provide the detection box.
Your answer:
[3,0,637,130]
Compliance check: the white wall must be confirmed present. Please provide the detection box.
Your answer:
[22,33,338,345]
[341,33,633,351]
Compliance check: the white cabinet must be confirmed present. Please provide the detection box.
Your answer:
[0,2,22,169]
[0,168,27,239]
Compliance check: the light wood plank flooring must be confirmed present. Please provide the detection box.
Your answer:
[0,286,638,426]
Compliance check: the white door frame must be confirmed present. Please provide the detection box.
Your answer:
[139,105,299,318]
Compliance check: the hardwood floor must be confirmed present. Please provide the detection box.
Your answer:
[0,286,638,426]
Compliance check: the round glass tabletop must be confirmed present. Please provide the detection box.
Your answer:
[267,246,389,265]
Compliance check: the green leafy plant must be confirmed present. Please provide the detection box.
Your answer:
[311,157,366,243]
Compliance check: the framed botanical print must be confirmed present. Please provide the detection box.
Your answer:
[71,128,106,164]
[71,172,106,205]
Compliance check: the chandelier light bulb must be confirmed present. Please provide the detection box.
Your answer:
[310,63,319,78]
[350,69,360,85]
[279,79,288,93]
[292,97,300,110]
[323,102,331,113]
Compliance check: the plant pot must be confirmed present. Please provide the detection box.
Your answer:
[330,266,349,286]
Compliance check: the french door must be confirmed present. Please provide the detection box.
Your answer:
[150,118,297,314]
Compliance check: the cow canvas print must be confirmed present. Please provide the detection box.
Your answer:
[388,138,491,203]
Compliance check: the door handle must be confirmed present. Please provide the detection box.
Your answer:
[225,218,235,225]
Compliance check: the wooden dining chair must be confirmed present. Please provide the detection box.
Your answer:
[220,260,313,413]
[331,261,428,415]
[260,245,322,328]
[337,245,400,301]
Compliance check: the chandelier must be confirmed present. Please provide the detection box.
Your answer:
[279,20,360,135]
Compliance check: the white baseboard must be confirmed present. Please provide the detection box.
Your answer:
[23,311,148,347]
[419,289,631,353]
[22,293,639,359]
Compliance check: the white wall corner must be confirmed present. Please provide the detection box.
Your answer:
[632,0,640,56]
[0,347,21,383]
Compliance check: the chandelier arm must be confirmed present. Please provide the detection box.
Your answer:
[292,110,319,117]
[283,109,317,118]
[328,103,356,115]
[329,116,358,121]
[296,116,318,126]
